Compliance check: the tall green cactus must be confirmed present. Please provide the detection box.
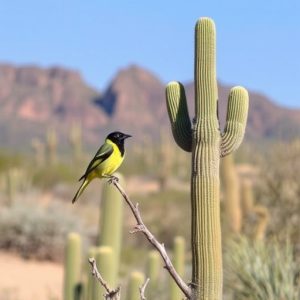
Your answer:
[97,173,124,286]
[126,271,145,300]
[170,236,186,300]
[64,232,82,300]
[220,154,241,234]
[166,18,249,299]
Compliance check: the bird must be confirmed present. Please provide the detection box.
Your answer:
[72,131,131,203]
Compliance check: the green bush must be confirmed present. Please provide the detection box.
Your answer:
[0,202,85,261]
[224,237,300,300]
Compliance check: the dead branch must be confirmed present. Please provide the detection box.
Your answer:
[88,257,121,300]
[111,178,191,299]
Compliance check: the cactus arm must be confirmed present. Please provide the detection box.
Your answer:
[166,82,192,152]
[220,87,249,157]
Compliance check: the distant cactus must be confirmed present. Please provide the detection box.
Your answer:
[46,127,58,164]
[240,179,254,218]
[31,138,45,166]
[93,246,114,300]
[97,173,124,286]
[252,205,269,241]
[64,232,82,300]
[158,128,174,190]
[170,236,186,300]
[146,250,161,297]
[5,169,17,206]
[220,154,242,234]
[240,179,269,240]
[126,271,145,300]
[69,123,83,162]
[5,168,29,206]
[166,17,249,299]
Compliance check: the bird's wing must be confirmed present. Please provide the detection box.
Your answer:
[79,143,113,181]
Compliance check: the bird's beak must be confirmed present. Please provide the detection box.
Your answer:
[122,134,132,140]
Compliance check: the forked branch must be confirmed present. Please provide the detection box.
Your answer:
[111,178,191,299]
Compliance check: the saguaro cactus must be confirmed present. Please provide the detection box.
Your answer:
[97,173,124,286]
[64,232,82,300]
[166,18,249,299]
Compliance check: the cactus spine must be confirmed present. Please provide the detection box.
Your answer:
[220,154,241,234]
[166,18,249,299]
[170,236,186,300]
[126,271,145,300]
[97,173,124,286]
[64,232,82,300]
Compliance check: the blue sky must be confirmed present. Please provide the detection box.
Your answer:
[0,0,299,108]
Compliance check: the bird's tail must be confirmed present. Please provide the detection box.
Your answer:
[72,179,89,204]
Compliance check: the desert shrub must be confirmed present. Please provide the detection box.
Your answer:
[224,237,300,300]
[256,139,300,245]
[0,202,85,261]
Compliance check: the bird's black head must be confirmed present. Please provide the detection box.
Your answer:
[106,131,131,155]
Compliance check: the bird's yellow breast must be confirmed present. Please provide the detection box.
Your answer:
[96,139,124,177]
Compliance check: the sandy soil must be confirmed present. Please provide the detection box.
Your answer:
[0,252,63,300]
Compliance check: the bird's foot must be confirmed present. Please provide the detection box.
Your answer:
[107,175,119,185]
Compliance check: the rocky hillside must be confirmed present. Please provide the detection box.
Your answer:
[0,63,299,149]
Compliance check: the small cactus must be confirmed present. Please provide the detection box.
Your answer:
[170,236,186,300]
[146,250,161,297]
[63,232,82,300]
[93,246,114,300]
[126,271,145,300]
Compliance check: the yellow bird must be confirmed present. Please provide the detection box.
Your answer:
[72,131,131,203]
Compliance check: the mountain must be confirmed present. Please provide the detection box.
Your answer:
[0,64,107,147]
[0,63,299,149]
[95,65,167,136]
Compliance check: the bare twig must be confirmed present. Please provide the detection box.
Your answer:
[139,278,150,300]
[88,257,121,300]
[110,179,192,299]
